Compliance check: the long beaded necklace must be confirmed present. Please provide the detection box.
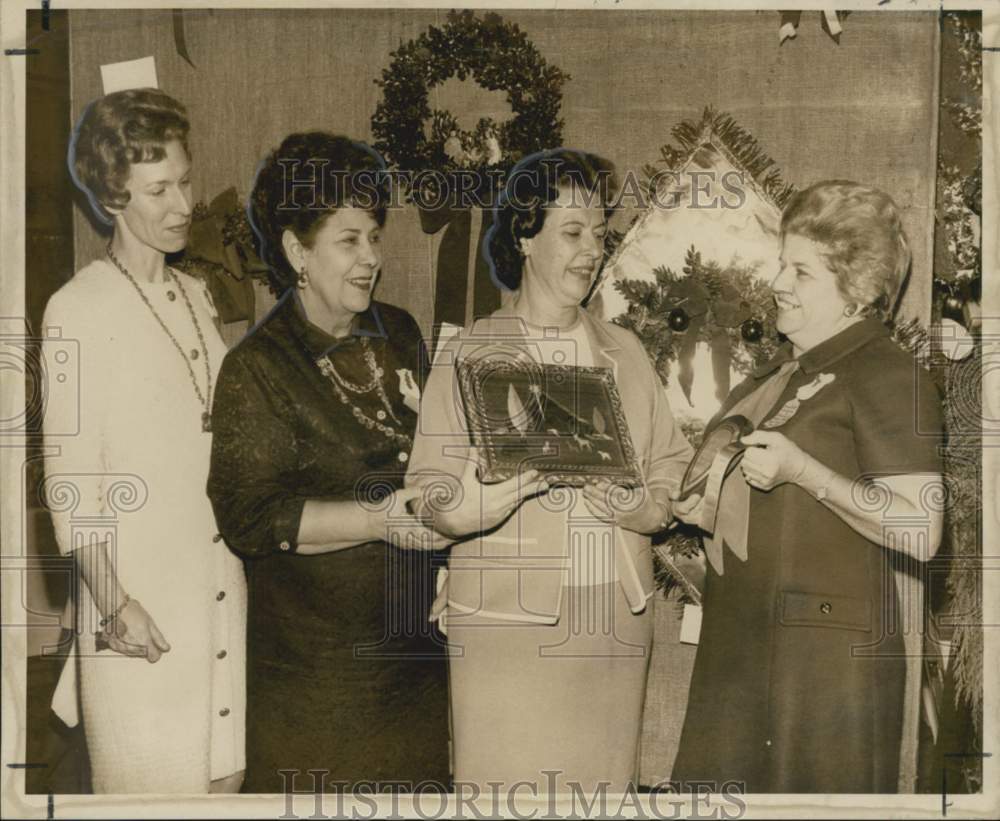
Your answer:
[323,339,381,396]
[323,336,403,425]
[106,243,214,433]
[316,338,412,455]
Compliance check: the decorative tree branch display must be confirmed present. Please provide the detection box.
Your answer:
[593,108,793,425]
[613,248,779,403]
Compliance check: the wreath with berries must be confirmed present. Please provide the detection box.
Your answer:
[371,10,569,202]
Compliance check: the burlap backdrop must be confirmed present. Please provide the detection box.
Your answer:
[70,8,938,342]
[65,8,941,787]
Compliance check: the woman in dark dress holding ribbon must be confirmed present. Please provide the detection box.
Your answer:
[207,132,449,792]
[670,181,944,793]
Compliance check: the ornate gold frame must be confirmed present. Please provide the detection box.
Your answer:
[456,359,643,487]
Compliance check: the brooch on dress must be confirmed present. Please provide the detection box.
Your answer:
[397,368,421,413]
[762,372,836,429]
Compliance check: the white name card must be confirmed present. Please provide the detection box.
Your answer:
[680,603,703,645]
[100,56,158,94]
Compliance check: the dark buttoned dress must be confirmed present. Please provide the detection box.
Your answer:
[671,319,943,793]
[207,291,449,793]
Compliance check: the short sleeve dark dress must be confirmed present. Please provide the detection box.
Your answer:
[671,319,943,793]
[207,290,449,792]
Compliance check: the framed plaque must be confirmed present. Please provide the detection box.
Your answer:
[677,414,753,500]
[456,358,642,487]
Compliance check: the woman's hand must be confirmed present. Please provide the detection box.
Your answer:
[382,486,455,551]
[581,479,668,534]
[296,487,454,554]
[669,491,705,528]
[429,448,548,539]
[739,430,810,491]
[103,599,171,663]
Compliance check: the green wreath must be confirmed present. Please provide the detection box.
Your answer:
[371,10,569,201]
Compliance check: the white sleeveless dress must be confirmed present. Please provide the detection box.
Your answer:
[43,259,246,792]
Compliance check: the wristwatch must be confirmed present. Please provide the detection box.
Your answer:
[811,466,835,501]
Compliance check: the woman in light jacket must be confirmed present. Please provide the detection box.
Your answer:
[406,149,693,793]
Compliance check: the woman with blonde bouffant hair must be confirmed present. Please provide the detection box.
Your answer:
[671,180,944,793]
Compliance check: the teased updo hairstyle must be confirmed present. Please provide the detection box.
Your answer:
[69,88,190,224]
[249,132,389,294]
[486,148,617,291]
[780,180,911,321]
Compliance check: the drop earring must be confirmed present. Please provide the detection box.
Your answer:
[297,266,309,289]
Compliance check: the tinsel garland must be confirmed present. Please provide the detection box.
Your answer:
[643,107,797,211]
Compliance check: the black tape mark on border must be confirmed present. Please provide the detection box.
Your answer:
[6,763,48,769]
[5,49,41,56]
[940,751,992,816]
[42,0,50,31]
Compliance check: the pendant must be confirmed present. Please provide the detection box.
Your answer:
[202,412,212,433]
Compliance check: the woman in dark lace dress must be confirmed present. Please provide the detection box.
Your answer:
[207,132,449,793]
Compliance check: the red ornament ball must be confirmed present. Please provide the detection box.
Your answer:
[741,318,764,342]
[667,307,690,332]
[941,293,966,325]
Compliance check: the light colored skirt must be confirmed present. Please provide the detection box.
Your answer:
[446,581,653,793]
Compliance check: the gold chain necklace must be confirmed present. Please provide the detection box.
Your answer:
[106,244,214,432]
[316,342,411,454]
[322,337,402,425]
[324,339,380,394]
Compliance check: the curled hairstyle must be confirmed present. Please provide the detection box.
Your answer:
[486,148,617,291]
[69,88,190,224]
[248,132,389,294]
[780,180,911,321]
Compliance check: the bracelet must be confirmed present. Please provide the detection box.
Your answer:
[804,463,837,502]
[99,594,132,629]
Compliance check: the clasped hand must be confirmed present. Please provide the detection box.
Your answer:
[429,448,549,538]
[670,430,810,527]
[581,479,666,534]
[738,430,809,491]
[102,598,171,663]
[378,487,456,550]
